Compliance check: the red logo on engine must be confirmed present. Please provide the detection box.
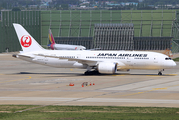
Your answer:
[21,35,32,47]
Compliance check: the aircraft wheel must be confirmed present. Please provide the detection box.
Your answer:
[158,72,162,75]
[84,70,100,75]
[84,71,90,75]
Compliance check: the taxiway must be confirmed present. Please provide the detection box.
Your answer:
[0,53,179,107]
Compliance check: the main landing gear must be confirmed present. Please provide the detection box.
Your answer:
[84,66,100,75]
[158,69,164,75]
[84,70,100,75]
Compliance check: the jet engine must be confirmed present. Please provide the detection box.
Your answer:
[97,62,117,74]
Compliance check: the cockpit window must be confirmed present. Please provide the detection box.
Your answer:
[165,57,172,60]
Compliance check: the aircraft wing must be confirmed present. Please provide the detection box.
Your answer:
[70,58,98,66]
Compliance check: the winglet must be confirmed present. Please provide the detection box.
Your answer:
[13,23,44,52]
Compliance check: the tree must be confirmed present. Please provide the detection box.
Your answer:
[12,7,21,11]
[61,4,68,10]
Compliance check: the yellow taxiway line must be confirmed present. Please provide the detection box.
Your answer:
[121,84,179,97]
[0,75,32,84]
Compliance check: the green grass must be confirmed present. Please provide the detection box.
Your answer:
[0,105,179,120]
[173,57,179,61]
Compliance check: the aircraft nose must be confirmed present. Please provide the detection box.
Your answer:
[164,60,176,68]
[172,61,177,67]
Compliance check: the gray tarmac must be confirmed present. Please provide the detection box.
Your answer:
[0,53,179,107]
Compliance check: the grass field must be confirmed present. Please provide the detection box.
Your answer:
[1,105,179,120]
[41,10,176,45]
[173,57,179,61]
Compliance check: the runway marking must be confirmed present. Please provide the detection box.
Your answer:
[1,97,179,104]
[121,90,150,97]
[150,83,179,92]
[164,84,179,90]
[121,83,179,97]
[146,74,177,77]
[0,75,32,83]
[146,75,164,77]
[112,75,125,76]
[111,74,177,77]
[165,74,177,76]
[152,88,168,90]
[138,92,144,94]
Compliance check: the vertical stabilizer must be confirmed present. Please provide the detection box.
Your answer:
[13,23,44,52]
[48,29,55,50]
[49,29,55,44]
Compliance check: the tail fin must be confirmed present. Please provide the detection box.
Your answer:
[48,29,55,50]
[13,23,44,52]
[48,29,55,44]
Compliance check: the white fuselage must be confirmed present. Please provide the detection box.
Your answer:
[53,44,86,50]
[13,23,176,75]
[17,50,176,70]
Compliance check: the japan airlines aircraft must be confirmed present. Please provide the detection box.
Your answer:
[13,23,176,75]
[48,29,86,50]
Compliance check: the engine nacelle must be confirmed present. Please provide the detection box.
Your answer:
[97,62,117,74]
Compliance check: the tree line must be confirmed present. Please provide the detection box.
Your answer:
[1,0,179,10]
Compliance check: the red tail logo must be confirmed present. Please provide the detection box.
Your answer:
[21,35,32,47]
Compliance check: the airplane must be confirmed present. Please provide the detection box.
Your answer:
[13,23,176,75]
[48,29,86,50]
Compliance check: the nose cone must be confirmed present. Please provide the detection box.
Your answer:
[164,60,176,68]
[172,60,177,67]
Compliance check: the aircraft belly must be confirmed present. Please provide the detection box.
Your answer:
[58,60,75,67]
[130,60,164,70]
[132,63,164,70]
[44,59,73,68]
[45,58,84,68]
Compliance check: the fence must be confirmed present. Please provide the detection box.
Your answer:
[0,11,41,53]
[41,10,122,46]
[93,23,134,50]
[0,10,177,53]
[41,10,175,51]
[171,11,179,54]
[134,37,172,50]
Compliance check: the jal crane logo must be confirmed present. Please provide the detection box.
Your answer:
[21,35,32,47]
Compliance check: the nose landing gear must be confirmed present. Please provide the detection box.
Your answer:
[158,69,164,75]
[158,72,162,75]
